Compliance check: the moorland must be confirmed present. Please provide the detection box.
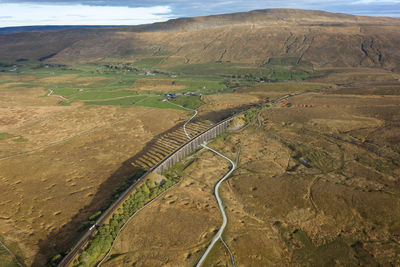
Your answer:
[0,8,399,266]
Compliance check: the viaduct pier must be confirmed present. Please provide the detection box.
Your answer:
[153,117,232,173]
[58,115,234,267]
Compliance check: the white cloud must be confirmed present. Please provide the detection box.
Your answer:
[351,0,400,4]
[0,3,174,27]
[0,0,399,27]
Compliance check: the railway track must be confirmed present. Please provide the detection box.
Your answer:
[58,106,237,267]
[59,87,331,266]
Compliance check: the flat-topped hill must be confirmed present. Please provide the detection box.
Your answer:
[1,9,400,71]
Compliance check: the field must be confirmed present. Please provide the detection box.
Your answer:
[0,104,188,265]
[166,61,316,82]
[0,63,232,108]
[0,62,207,265]
[100,81,400,266]
[102,149,231,267]
[1,52,400,266]
[1,8,400,267]
[0,61,272,265]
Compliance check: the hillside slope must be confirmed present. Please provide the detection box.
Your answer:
[1,9,400,71]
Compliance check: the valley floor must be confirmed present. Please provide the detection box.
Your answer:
[0,61,399,266]
[102,88,400,266]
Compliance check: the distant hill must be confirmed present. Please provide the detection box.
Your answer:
[0,25,126,34]
[1,9,400,72]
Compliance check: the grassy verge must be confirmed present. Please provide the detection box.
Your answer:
[69,149,199,266]
[0,235,25,267]
[73,175,179,266]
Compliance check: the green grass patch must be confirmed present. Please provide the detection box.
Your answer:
[74,176,178,267]
[0,235,25,267]
[243,108,260,124]
[167,62,316,82]
[174,76,227,94]
[163,151,200,179]
[263,57,313,68]
[12,136,28,142]
[0,246,17,267]
[135,96,183,110]
[170,96,204,110]
[69,91,136,101]
[168,62,268,76]
[0,132,13,141]
[84,96,147,106]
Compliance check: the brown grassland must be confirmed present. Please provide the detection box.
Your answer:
[1,68,399,266]
[0,82,189,265]
[0,8,400,267]
[101,82,400,266]
[36,75,113,86]
[103,151,230,267]
[132,78,187,92]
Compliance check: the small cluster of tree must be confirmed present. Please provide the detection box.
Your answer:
[103,63,139,72]
[48,170,146,266]
[0,62,15,67]
[243,108,260,124]
[31,63,71,70]
[16,58,29,62]
[76,170,146,234]
[38,53,57,61]
[75,176,177,266]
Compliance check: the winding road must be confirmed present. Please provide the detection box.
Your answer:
[58,87,332,266]
[47,88,69,101]
[168,99,237,267]
[196,144,236,267]
[58,99,235,267]
[97,100,236,266]
[54,86,332,266]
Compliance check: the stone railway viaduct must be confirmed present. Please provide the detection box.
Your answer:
[59,87,330,266]
[153,117,232,174]
[58,115,235,267]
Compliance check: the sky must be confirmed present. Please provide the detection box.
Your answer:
[0,0,399,27]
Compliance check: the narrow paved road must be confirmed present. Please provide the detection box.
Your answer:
[165,99,198,139]
[96,99,201,266]
[167,99,236,267]
[58,87,331,266]
[196,144,236,267]
[47,88,69,101]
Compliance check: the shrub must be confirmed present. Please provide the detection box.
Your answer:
[74,176,177,266]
